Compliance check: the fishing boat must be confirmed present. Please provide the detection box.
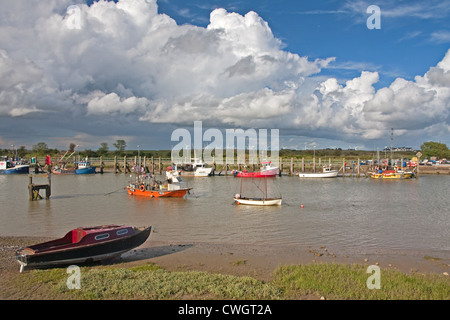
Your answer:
[369,169,413,179]
[15,225,151,272]
[127,170,191,198]
[75,161,96,174]
[233,161,279,178]
[52,166,75,175]
[298,166,338,178]
[233,175,282,206]
[0,157,30,175]
[179,158,215,176]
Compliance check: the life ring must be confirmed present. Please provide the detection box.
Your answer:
[139,184,145,192]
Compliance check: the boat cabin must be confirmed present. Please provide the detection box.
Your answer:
[75,161,91,169]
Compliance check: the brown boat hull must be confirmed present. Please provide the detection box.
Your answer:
[16,226,151,271]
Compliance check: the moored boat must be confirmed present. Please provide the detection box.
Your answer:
[178,158,215,176]
[0,157,30,175]
[127,171,191,198]
[75,161,96,174]
[298,166,338,178]
[233,161,278,178]
[16,225,151,272]
[369,169,413,179]
[234,194,282,206]
[233,173,282,206]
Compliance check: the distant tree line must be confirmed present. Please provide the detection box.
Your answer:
[2,140,448,161]
[1,140,171,160]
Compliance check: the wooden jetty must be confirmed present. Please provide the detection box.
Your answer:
[28,174,51,201]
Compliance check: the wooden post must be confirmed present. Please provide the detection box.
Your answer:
[343,158,346,177]
[100,156,104,174]
[313,157,316,173]
[302,157,305,172]
[143,156,148,173]
[151,156,155,174]
[279,157,283,176]
[46,173,51,199]
[28,174,51,201]
[28,175,33,201]
[357,158,360,177]
[114,156,117,173]
[123,156,127,173]
[290,157,294,176]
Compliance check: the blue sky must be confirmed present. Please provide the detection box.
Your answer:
[1,0,449,152]
[157,0,450,87]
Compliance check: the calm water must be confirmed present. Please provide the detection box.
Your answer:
[0,173,449,253]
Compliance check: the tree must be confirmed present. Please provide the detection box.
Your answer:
[32,142,49,154]
[113,139,127,152]
[98,142,109,155]
[420,141,450,159]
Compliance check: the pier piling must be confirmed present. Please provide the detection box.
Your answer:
[28,174,51,201]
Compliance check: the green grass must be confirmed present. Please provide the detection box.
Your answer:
[273,263,450,300]
[13,262,450,300]
[44,263,282,300]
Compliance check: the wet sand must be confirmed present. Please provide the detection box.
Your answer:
[121,240,450,281]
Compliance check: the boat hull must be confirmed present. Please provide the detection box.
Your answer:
[234,198,282,206]
[298,170,339,178]
[76,167,96,174]
[194,167,214,176]
[370,173,413,179]
[234,168,278,178]
[127,186,190,198]
[16,226,151,270]
[0,165,30,175]
[52,169,75,175]
[298,172,338,178]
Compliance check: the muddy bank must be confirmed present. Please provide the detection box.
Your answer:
[1,236,449,299]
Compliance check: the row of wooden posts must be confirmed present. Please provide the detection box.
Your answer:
[29,156,418,201]
[106,156,415,177]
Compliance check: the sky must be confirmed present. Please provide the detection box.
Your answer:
[0,0,449,152]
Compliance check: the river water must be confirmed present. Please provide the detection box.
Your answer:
[0,173,449,253]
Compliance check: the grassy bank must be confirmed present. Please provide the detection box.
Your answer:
[5,262,449,300]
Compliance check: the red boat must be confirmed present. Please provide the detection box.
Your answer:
[233,161,279,177]
[16,225,151,272]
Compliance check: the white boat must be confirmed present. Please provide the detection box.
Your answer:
[0,157,30,175]
[194,163,214,177]
[234,195,282,206]
[233,175,282,206]
[179,158,215,176]
[298,166,338,178]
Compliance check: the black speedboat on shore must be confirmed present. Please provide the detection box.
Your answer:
[16,225,151,272]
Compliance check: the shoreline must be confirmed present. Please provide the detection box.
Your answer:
[1,236,449,299]
[2,236,449,277]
